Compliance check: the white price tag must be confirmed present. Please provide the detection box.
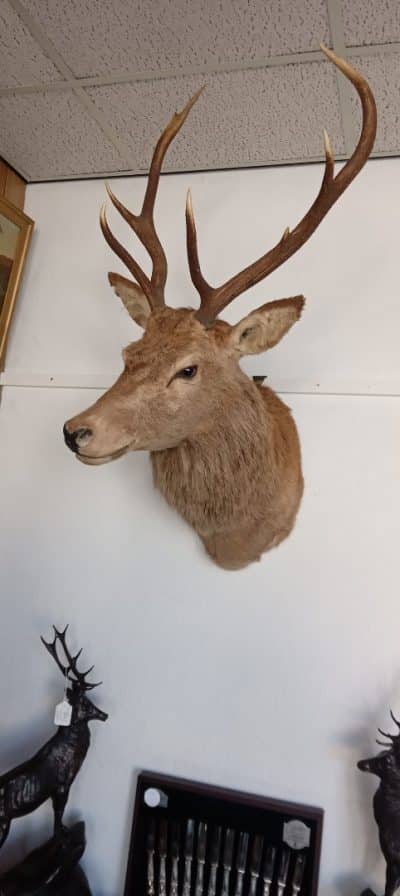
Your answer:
[54,699,72,727]
[283,820,311,850]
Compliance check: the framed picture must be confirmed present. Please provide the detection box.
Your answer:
[0,195,34,370]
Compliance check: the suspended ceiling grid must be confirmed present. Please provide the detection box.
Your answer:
[0,0,399,182]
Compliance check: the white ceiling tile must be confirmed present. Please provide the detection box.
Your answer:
[86,61,345,174]
[342,0,400,47]
[0,0,59,87]
[23,0,331,79]
[347,53,400,154]
[0,91,126,179]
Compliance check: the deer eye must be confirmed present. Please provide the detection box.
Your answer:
[175,365,198,380]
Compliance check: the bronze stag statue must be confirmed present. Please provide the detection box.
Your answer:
[358,711,400,896]
[64,45,377,569]
[0,627,107,849]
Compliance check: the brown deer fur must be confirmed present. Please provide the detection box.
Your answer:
[66,302,304,569]
[64,48,376,570]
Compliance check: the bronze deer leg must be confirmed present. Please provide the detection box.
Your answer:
[52,789,69,835]
[384,863,400,896]
[0,820,10,848]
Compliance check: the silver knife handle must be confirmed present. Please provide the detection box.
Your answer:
[159,857,167,896]
[263,882,272,896]
[208,865,217,896]
[195,862,205,896]
[170,858,179,896]
[183,858,192,896]
[249,876,259,896]
[234,871,244,896]
[147,852,155,896]
[221,868,231,896]
[277,884,286,896]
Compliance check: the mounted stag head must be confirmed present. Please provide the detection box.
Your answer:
[64,46,376,570]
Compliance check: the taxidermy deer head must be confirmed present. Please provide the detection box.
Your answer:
[64,46,376,570]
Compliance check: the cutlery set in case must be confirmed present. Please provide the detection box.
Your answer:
[144,816,307,896]
[124,773,323,896]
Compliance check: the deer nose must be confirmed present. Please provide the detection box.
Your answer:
[63,424,93,453]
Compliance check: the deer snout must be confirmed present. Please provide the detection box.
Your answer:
[63,423,93,453]
[358,756,382,775]
[95,708,108,722]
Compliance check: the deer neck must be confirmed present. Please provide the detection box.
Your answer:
[379,775,400,800]
[151,375,277,534]
[57,720,90,750]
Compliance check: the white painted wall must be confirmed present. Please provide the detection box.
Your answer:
[0,159,399,896]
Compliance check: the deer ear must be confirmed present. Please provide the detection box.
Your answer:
[108,272,152,329]
[230,296,305,356]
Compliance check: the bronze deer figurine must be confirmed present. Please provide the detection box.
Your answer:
[64,46,376,570]
[0,627,107,848]
[358,712,400,896]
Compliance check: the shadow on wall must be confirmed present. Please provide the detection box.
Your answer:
[333,872,374,896]
[114,766,142,896]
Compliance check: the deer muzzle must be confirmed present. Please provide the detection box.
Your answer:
[358,755,384,776]
[63,424,93,453]
[63,422,133,465]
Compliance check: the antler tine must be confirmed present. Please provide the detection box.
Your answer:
[378,728,395,740]
[188,47,377,326]
[376,739,392,748]
[101,87,204,310]
[185,189,214,307]
[100,203,153,304]
[41,625,70,678]
[390,710,400,728]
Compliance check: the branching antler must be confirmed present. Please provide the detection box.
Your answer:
[376,711,400,748]
[186,45,377,325]
[100,87,204,310]
[41,625,101,691]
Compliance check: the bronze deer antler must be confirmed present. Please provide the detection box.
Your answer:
[41,625,101,690]
[186,45,377,325]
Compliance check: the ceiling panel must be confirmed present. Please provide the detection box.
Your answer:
[0,0,59,88]
[1,0,399,181]
[23,0,331,79]
[0,91,126,179]
[342,0,400,47]
[86,61,345,176]
[347,53,400,154]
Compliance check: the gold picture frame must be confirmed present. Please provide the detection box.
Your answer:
[0,195,34,371]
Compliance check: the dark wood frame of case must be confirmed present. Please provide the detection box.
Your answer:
[124,771,324,896]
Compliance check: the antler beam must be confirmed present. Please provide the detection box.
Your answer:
[100,87,204,310]
[186,45,377,326]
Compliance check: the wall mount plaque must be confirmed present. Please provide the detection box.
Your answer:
[124,771,323,896]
